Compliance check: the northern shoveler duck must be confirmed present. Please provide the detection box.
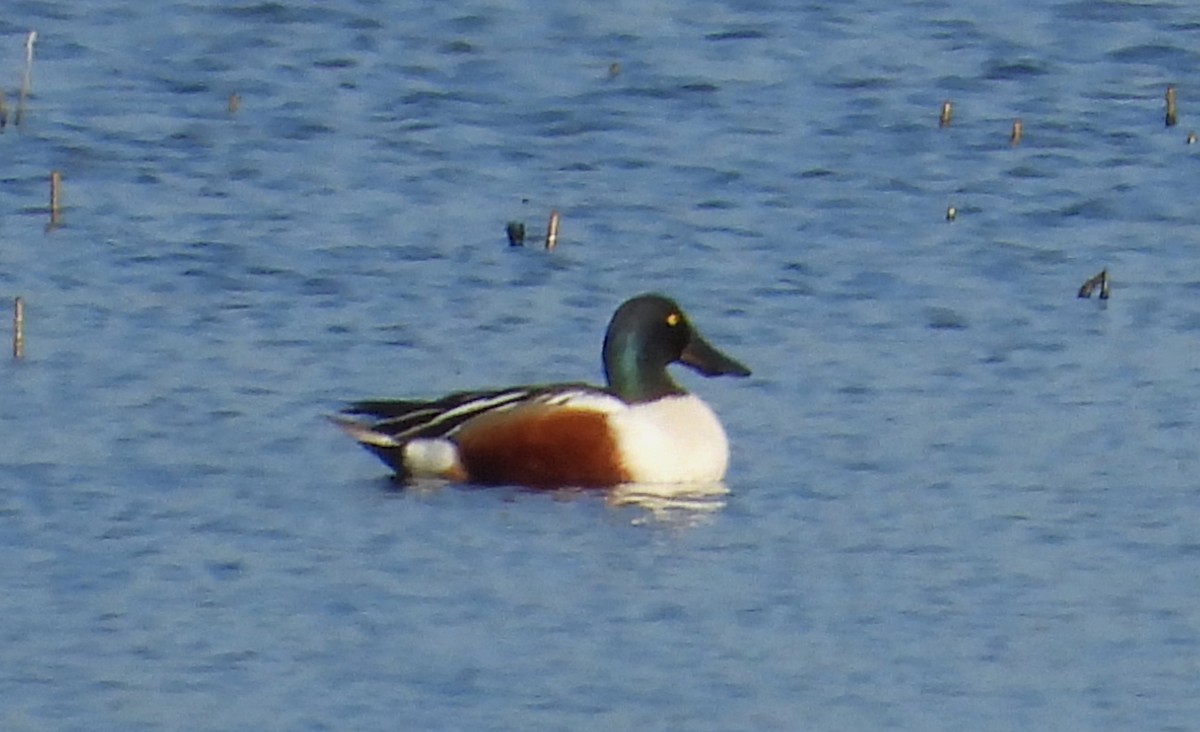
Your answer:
[332,294,751,488]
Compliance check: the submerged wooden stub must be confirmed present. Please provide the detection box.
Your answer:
[505,220,526,247]
[49,170,62,228]
[939,100,953,128]
[1165,85,1178,127]
[544,209,561,250]
[228,92,241,114]
[12,296,24,360]
[1077,269,1109,300]
[608,61,621,78]
[1010,118,1023,146]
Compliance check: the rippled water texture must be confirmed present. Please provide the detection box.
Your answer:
[3,1,1200,730]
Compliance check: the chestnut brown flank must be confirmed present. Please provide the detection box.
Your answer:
[454,406,630,488]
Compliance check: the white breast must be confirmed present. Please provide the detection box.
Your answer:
[608,395,731,483]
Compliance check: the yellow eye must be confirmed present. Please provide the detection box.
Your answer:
[666,312,681,327]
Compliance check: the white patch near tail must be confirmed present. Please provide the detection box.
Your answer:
[402,438,465,478]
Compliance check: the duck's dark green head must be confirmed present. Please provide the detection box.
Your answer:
[602,294,751,403]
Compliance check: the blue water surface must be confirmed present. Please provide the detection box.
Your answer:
[3,1,1200,730]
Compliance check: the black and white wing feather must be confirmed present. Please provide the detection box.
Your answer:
[338,383,615,442]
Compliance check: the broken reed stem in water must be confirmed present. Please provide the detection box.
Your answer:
[12,296,24,360]
[1077,269,1110,300]
[544,209,561,250]
[1010,118,1023,146]
[938,100,953,128]
[16,30,36,126]
[49,170,62,227]
[1165,85,1178,127]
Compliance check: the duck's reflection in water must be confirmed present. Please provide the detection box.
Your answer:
[386,478,729,526]
[606,482,729,526]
